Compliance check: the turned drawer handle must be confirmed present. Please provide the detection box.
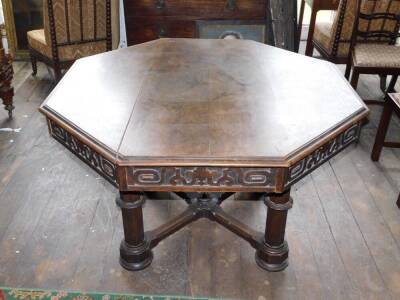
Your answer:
[226,0,237,11]
[155,0,165,9]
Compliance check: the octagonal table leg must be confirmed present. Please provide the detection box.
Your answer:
[256,189,293,272]
[117,192,153,271]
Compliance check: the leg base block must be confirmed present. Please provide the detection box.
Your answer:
[255,241,289,272]
[119,240,153,271]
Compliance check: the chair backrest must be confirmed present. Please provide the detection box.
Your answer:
[43,0,112,61]
[329,0,400,56]
[353,0,400,44]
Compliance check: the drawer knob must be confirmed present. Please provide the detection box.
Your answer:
[155,0,165,9]
[226,0,237,11]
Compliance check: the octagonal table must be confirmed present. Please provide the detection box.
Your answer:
[40,38,368,272]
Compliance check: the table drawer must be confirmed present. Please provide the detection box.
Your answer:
[124,0,266,19]
[126,17,196,45]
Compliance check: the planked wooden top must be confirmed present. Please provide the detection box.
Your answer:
[40,38,368,167]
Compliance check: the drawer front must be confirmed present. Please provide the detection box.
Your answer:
[126,17,196,45]
[124,0,266,19]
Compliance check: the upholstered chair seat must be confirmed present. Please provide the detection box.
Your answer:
[353,44,400,68]
[27,29,110,61]
[27,30,51,58]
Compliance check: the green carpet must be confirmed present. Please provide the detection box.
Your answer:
[0,288,211,300]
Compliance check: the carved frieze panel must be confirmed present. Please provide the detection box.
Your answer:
[126,166,277,190]
[286,122,361,186]
[48,119,118,186]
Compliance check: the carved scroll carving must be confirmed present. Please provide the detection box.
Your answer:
[286,123,361,186]
[127,167,277,189]
[48,119,118,186]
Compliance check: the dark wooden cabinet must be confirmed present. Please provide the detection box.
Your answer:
[123,0,271,46]
[125,0,266,18]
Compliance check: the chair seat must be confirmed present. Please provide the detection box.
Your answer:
[27,29,52,58]
[353,43,400,68]
[27,28,108,62]
[313,21,350,58]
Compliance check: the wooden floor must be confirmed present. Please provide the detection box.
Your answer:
[1,57,400,300]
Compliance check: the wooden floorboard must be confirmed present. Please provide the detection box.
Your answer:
[312,161,390,300]
[350,131,400,252]
[293,176,358,299]
[333,153,400,297]
[1,54,400,299]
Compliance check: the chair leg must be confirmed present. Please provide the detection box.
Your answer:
[350,70,360,90]
[387,75,398,93]
[1,87,14,119]
[297,0,306,53]
[397,194,400,209]
[54,65,62,83]
[380,75,387,93]
[305,9,318,56]
[30,51,37,76]
[345,61,352,80]
[371,99,393,161]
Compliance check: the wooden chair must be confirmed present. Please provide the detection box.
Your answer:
[27,0,119,82]
[310,0,358,63]
[371,93,400,209]
[297,0,339,54]
[345,0,400,104]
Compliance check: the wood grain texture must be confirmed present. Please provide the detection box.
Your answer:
[41,39,368,169]
[125,17,196,45]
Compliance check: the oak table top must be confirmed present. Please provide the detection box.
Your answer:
[40,38,369,272]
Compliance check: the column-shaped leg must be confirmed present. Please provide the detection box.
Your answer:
[350,70,360,90]
[54,65,63,83]
[255,190,293,272]
[117,192,153,271]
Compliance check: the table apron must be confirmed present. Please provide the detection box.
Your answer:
[44,117,363,194]
[118,166,287,193]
